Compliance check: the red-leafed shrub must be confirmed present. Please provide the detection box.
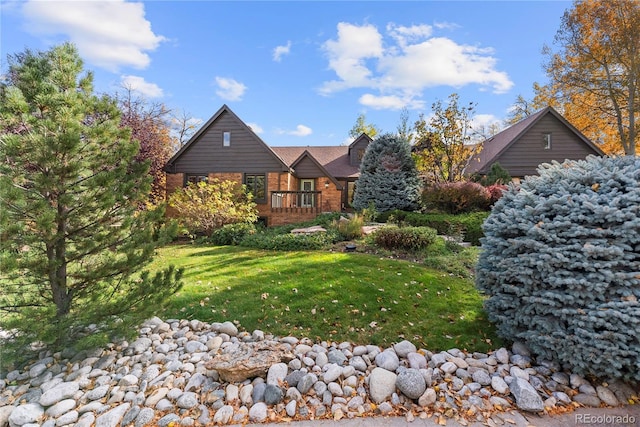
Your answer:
[422,181,491,214]
[485,184,508,205]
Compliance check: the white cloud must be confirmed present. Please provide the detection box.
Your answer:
[386,23,432,47]
[319,22,383,95]
[359,93,425,111]
[273,41,292,62]
[319,22,514,110]
[21,0,165,71]
[120,75,163,98]
[276,125,313,137]
[214,77,247,101]
[246,122,264,134]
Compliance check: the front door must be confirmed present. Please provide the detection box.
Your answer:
[300,179,315,207]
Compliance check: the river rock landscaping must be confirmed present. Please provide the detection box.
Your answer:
[1,317,638,427]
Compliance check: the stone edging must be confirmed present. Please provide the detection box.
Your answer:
[1,317,638,427]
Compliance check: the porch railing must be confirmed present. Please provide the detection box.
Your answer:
[271,191,322,212]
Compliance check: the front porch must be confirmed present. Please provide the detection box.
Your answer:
[267,191,323,226]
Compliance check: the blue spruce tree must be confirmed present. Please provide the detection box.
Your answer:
[352,133,420,213]
[476,156,640,382]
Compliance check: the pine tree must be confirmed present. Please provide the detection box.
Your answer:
[0,43,182,362]
[352,133,420,212]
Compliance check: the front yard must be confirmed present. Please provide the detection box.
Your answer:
[150,244,501,353]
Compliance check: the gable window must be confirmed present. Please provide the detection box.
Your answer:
[244,173,266,203]
[185,174,208,186]
[223,131,231,147]
[543,133,552,150]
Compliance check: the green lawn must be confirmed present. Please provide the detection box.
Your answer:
[150,244,502,353]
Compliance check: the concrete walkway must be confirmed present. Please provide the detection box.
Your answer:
[243,405,640,427]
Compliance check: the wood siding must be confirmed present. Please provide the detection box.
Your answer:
[495,115,601,177]
[172,110,286,174]
[293,156,324,178]
[349,137,369,166]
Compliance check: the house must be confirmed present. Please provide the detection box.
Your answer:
[466,106,605,181]
[164,104,372,226]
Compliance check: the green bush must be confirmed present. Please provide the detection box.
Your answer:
[373,226,437,251]
[422,181,491,214]
[241,230,339,251]
[476,156,640,382]
[380,211,488,246]
[209,222,257,245]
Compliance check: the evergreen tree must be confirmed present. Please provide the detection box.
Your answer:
[476,156,640,381]
[0,43,182,361]
[352,133,420,212]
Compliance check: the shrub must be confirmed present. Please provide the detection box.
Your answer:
[476,156,640,382]
[241,230,339,251]
[384,211,488,246]
[373,226,437,252]
[331,214,364,241]
[480,162,512,185]
[168,179,258,236]
[422,181,491,214]
[485,184,508,205]
[209,222,257,245]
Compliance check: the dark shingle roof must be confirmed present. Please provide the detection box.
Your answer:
[271,146,361,178]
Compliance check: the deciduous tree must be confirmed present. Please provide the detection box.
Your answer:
[543,0,640,155]
[349,113,381,139]
[0,43,182,361]
[117,89,175,205]
[413,93,479,183]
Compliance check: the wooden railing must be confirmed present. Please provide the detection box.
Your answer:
[270,191,322,212]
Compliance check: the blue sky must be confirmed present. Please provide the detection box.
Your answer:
[1,1,571,146]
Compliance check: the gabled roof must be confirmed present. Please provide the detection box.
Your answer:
[289,150,344,189]
[165,104,290,172]
[466,106,605,175]
[348,133,373,155]
[271,146,361,179]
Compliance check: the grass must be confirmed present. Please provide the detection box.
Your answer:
[150,243,502,353]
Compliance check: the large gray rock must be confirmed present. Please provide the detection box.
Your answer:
[509,377,544,412]
[375,350,399,372]
[134,407,156,427]
[267,363,288,385]
[8,403,44,426]
[176,391,198,409]
[393,340,417,358]
[573,393,602,407]
[249,402,268,422]
[206,341,294,382]
[213,405,234,424]
[264,384,284,405]
[396,368,426,400]
[369,367,397,403]
[491,376,509,394]
[95,402,130,427]
[39,381,80,406]
[297,373,317,394]
[596,385,620,406]
[218,321,239,336]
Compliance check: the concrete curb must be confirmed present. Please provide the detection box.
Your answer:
[242,404,640,427]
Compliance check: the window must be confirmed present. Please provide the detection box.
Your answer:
[543,133,552,150]
[223,131,231,147]
[185,174,208,186]
[244,173,266,202]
